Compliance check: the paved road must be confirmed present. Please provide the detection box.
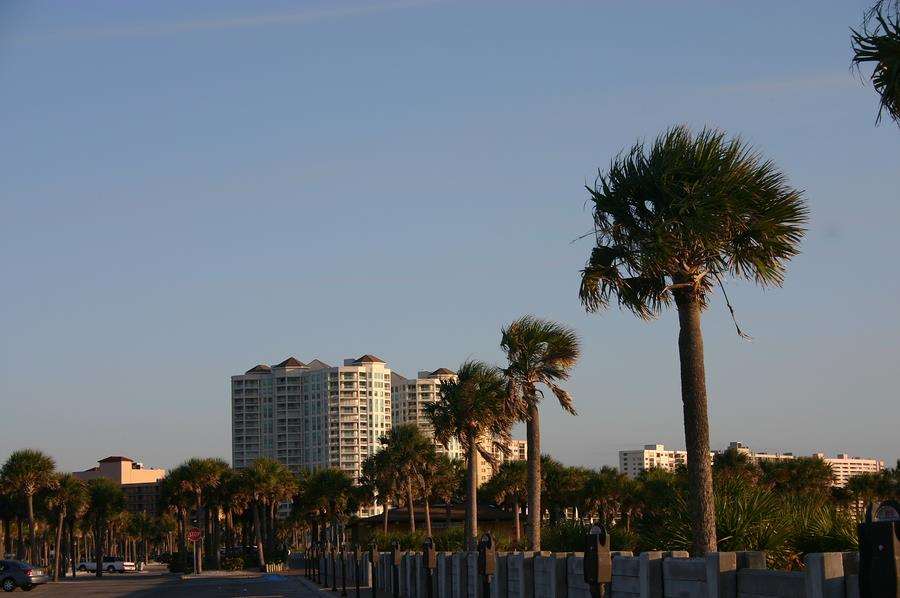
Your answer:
[30,569,331,597]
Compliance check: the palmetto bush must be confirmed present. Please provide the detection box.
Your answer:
[636,476,857,569]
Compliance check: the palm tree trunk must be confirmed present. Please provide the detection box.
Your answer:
[95,518,104,578]
[465,439,478,550]
[526,405,541,551]
[53,509,64,581]
[675,294,718,555]
[382,503,389,534]
[16,517,23,560]
[424,498,432,537]
[69,521,77,577]
[512,497,521,548]
[253,501,266,571]
[2,518,10,559]
[406,481,416,533]
[26,493,37,564]
[196,496,204,574]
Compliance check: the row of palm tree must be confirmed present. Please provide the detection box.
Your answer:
[0,449,138,579]
[365,316,581,552]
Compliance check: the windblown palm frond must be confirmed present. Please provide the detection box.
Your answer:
[579,125,808,321]
[500,316,581,415]
[852,0,900,125]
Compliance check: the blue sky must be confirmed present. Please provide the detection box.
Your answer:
[1,1,898,472]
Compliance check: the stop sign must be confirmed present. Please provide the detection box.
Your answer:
[187,527,202,543]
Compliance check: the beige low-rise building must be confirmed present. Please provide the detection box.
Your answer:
[74,456,166,514]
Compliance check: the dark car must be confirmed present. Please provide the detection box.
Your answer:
[0,560,49,592]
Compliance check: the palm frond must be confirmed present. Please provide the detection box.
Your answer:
[852,0,900,125]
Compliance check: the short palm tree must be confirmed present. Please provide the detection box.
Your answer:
[579,125,808,554]
[47,473,86,581]
[128,511,156,567]
[416,448,444,537]
[86,478,125,577]
[1,449,57,563]
[302,468,355,545]
[425,360,514,549]
[378,424,433,533]
[501,316,580,550]
[360,450,399,534]
[481,460,527,546]
[852,0,900,125]
[178,457,228,574]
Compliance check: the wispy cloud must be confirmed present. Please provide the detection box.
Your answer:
[18,0,441,43]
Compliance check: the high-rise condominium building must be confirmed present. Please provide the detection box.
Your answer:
[391,368,462,460]
[231,354,392,485]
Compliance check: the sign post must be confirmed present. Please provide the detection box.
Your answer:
[188,527,202,574]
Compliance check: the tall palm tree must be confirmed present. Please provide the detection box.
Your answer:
[177,457,228,574]
[425,360,514,549]
[86,478,125,577]
[852,0,900,125]
[481,460,527,546]
[501,316,580,550]
[47,474,86,581]
[579,125,807,554]
[1,449,57,563]
[378,424,433,533]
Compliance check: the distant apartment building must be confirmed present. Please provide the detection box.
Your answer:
[618,442,884,486]
[814,453,885,487]
[73,456,166,514]
[231,355,392,487]
[391,368,462,460]
[725,441,795,463]
[618,444,689,478]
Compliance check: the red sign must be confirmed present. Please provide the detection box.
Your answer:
[187,527,202,543]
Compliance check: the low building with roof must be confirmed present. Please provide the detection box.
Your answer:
[73,456,166,514]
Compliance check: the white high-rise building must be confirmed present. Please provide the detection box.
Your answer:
[618,444,689,478]
[391,368,462,460]
[814,453,885,487]
[231,354,392,484]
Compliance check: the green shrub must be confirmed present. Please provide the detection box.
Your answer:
[167,551,193,573]
[222,556,245,571]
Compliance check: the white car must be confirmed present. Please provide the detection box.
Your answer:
[77,556,136,573]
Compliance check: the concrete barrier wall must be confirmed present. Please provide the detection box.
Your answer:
[308,549,863,598]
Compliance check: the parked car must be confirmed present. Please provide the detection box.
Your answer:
[0,560,49,592]
[76,556,136,573]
